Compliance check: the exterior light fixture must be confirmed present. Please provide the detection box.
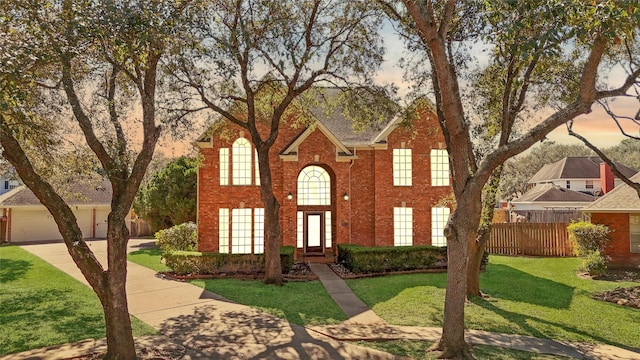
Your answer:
[287,192,293,201]
[343,192,349,201]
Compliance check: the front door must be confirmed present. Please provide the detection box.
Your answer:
[305,212,324,254]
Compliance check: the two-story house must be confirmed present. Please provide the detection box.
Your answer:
[195,89,453,260]
[510,156,637,222]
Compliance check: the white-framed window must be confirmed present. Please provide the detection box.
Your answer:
[393,207,413,246]
[393,149,412,186]
[219,148,229,186]
[231,208,252,254]
[431,207,450,246]
[325,211,332,248]
[298,166,331,206]
[430,149,450,186]
[254,208,264,254]
[297,211,304,248]
[630,215,640,254]
[586,180,594,189]
[232,138,252,185]
[254,150,261,186]
[219,208,229,253]
[566,180,571,189]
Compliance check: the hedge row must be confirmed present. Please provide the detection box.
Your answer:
[163,246,295,275]
[337,244,448,274]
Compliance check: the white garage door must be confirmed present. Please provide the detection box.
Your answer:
[11,209,62,242]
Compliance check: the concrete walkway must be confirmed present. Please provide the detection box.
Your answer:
[4,240,640,360]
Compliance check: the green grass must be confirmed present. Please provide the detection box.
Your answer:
[190,278,347,325]
[129,245,347,326]
[0,245,156,356]
[127,247,171,272]
[347,256,640,349]
[358,340,571,359]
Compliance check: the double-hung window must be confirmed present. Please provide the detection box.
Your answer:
[393,149,412,186]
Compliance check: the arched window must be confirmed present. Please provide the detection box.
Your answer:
[297,166,330,205]
[232,138,252,185]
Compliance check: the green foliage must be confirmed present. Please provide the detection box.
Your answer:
[583,250,608,277]
[337,244,447,274]
[133,156,197,232]
[155,222,197,253]
[567,221,611,257]
[163,246,295,275]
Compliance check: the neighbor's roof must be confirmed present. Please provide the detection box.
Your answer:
[583,173,640,212]
[528,156,637,184]
[196,87,428,147]
[0,180,112,207]
[512,183,596,204]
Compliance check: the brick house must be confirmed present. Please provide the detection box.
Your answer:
[582,173,640,268]
[195,89,453,260]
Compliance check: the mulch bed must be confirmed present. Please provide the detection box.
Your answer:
[586,268,640,310]
[67,346,186,360]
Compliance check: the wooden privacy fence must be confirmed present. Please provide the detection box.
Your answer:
[487,222,573,256]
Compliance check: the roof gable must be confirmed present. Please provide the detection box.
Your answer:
[279,121,354,161]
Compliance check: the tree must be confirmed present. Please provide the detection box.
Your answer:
[382,1,640,358]
[133,156,197,231]
[169,0,386,285]
[0,1,193,358]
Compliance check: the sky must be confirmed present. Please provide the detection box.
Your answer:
[374,24,639,150]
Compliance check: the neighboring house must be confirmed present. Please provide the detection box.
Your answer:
[511,157,637,221]
[195,89,453,260]
[582,172,640,268]
[0,168,21,196]
[527,156,636,195]
[0,180,130,243]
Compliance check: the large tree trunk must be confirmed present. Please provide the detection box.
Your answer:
[257,147,283,285]
[102,217,136,359]
[467,167,502,297]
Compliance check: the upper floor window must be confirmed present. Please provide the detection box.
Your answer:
[430,149,450,186]
[393,149,412,186]
[254,150,261,186]
[219,148,229,186]
[232,138,252,185]
[566,180,571,189]
[586,180,594,189]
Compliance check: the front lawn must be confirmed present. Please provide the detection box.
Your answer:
[0,245,156,356]
[347,256,640,349]
[128,247,171,272]
[189,278,347,326]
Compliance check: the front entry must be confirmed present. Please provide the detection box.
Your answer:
[297,165,334,255]
[304,212,324,254]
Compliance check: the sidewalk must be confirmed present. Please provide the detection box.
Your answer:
[5,241,640,360]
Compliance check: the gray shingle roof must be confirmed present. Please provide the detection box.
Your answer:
[0,180,112,207]
[528,157,637,184]
[513,183,596,203]
[583,173,640,212]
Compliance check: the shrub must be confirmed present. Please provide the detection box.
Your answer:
[337,244,447,274]
[583,250,608,277]
[163,246,295,275]
[155,222,198,253]
[567,221,611,257]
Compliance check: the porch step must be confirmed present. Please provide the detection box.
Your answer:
[300,252,335,264]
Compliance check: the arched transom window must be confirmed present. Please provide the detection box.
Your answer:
[232,137,252,185]
[297,166,331,206]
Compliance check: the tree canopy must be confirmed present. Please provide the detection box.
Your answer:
[133,156,197,231]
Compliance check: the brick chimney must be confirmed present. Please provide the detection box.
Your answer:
[600,163,615,194]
